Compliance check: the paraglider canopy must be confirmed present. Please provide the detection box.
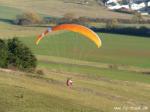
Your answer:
[36,24,102,48]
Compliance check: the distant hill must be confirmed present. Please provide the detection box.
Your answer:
[0,0,133,19]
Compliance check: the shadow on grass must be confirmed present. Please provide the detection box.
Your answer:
[0,18,53,28]
[0,18,13,24]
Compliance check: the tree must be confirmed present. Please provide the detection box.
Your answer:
[0,39,8,68]
[62,12,76,22]
[132,12,143,23]
[105,19,118,29]
[7,38,37,71]
[15,11,42,25]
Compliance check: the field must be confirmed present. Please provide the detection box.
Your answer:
[0,67,150,112]
[0,31,150,112]
[0,0,133,19]
[0,1,150,112]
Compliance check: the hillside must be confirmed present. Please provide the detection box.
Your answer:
[0,64,150,112]
[0,0,133,19]
[0,0,150,112]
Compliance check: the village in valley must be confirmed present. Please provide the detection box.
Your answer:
[105,0,150,15]
[64,0,150,15]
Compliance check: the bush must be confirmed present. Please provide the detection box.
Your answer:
[36,69,45,75]
[43,16,150,26]
[132,12,143,23]
[63,12,76,21]
[14,11,42,25]
[44,17,60,25]
[0,39,8,68]
[92,26,150,37]
[58,12,76,24]
[132,13,144,23]
[105,19,118,29]
[7,38,37,71]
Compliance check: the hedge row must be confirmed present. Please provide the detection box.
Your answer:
[14,11,150,26]
[91,26,150,37]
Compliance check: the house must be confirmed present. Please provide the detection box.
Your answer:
[106,0,150,14]
[131,2,145,10]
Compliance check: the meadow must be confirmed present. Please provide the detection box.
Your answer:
[0,0,132,19]
[0,1,150,112]
[0,65,150,112]
[20,32,150,69]
[1,24,150,112]
[1,31,148,112]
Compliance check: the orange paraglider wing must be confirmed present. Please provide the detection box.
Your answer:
[36,24,102,48]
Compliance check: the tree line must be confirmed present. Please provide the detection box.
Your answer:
[13,11,150,26]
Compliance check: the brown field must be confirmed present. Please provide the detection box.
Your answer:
[0,0,133,19]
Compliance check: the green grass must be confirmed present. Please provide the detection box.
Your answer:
[39,61,150,84]
[0,1,150,112]
[0,5,43,38]
[1,30,150,112]
[0,69,150,112]
[0,72,100,112]
[18,31,150,84]
[0,5,22,20]
[20,32,150,68]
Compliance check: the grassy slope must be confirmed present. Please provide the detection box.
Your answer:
[0,0,132,19]
[20,32,150,68]
[0,71,100,112]
[0,1,149,38]
[1,31,150,111]
[0,5,44,38]
[0,70,150,112]
[0,1,150,112]
[0,5,21,19]
[18,32,150,84]
[39,61,150,84]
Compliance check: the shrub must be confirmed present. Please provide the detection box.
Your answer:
[0,39,8,68]
[36,69,45,75]
[63,12,76,21]
[14,11,42,25]
[44,17,59,25]
[132,12,143,23]
[7,38,37,71]
[92,26,150,37]
[105,19,118,29]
